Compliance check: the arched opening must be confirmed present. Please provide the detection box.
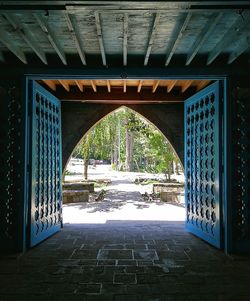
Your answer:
[63,106,185,224]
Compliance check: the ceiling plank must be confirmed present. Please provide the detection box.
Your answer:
[207,12,250,65]
[75,80,83,92]
[34,13,67,65]
[186,12,223,65]
[137,80,143,93]
[228,34,250,64]
[152,80,160,93]
[123,13,128,66]
[107,80,111,92]
[58,80,70,92]
[94,11,107,66]
[65,13,86,65]
[4,13,47,64]
[0,28,27,63]
[144,13,161,66]
[165,13,192,66]
[167,80,177,93]
[181,80,193,92]
[123,80,126,93]
[196,80,211,91]
[91,80,97,92]
[43,80,57,91]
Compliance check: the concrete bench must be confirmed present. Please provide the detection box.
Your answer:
[63,182,94,193]
[63,190,89,204]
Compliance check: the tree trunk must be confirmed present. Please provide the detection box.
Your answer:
[84,159,88,180]
[125,125,134,171]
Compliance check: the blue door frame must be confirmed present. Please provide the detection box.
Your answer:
[22,70,231,252]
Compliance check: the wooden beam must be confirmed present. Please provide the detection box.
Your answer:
[181,80,193,93]
[207,12,250,65]
[152,80,160,93]
[196,80,211,91]
[34,13,67,65]
[90,80,97,92]
[144,13,161,66]
[165,13,192,66]
[65,13,86,65]
[167,80,177,93]
[186,12,223,65]
[137,80,143,93]
[58,80,70,92]
[123,80,126,93]
[94,12,107,66]
[75,80,83,92]
[4,13,47,64]
[107,80,111,93]
[58,86,185,104]
[0,28,27,63]
[228,34,250,64]
[43,80,56,91]
[123,13,128,66]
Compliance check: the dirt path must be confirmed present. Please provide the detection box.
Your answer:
[63,168,185,224]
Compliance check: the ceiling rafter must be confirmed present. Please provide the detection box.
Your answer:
[43,80,57,91]
[165,12,192,66]
[94,11,107,66]
[123,80,126,93]
[144,12,161,66]
[196,80,210,91]
[152,80,160,93]
[137,80,143,93]
[107,80,111,92]
[228,34,250,64]
[3,13,47,64]
[0,27,27,63]
[58,80,70,92]
[75,80,83,92]
[65,13,86,65]
[34,13,67,65]
[207,12,250,65]
[167,80,177,93]
[91,80,97,92]
[186,12,223,65]
[181,80,193,92]
[123,13,128,66]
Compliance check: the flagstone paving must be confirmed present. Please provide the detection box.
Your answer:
[1,221,250,301]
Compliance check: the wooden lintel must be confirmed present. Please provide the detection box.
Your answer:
[137,80,143,93]
[152,80,160,93]
[181,80,193,93]
[167,80,177,93]
[43,80,57,91]
[107,80,111,92]
[91,80,97,92]
[58,80,70,92]
[75,80,83,92]
[123,80,126,93]
[57,86,185,104]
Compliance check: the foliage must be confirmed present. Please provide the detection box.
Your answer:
[72,107,182,178]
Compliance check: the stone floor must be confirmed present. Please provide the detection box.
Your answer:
[1,221,250,301]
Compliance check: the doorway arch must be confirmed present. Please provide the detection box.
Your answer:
[61,102,184,171]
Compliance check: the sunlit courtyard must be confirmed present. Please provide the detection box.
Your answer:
[63,163,185,224]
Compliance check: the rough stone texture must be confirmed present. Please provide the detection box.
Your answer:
[61,103,184,171]
[63,190,89,203]
[63,182,95,193]
[1,221,250,300]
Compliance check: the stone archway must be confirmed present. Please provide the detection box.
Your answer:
[61,102,184,171]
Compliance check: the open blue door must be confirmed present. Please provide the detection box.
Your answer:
[184,82,222,248]
[29,81,62,247]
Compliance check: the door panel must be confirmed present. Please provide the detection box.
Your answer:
[184,82,222,248]
[29,81,62,247]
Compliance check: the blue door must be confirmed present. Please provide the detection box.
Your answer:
[184,82,222,248]
[29,81,62,247]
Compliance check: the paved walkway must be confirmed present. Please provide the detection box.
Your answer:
[1,222,250,300]
[1,171,250,300]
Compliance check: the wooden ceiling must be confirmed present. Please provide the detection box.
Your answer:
[0,2,249,67]
[39,79,211,104]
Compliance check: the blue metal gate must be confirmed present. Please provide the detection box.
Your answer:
[29,81,62,247]
[184,82,222,248]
